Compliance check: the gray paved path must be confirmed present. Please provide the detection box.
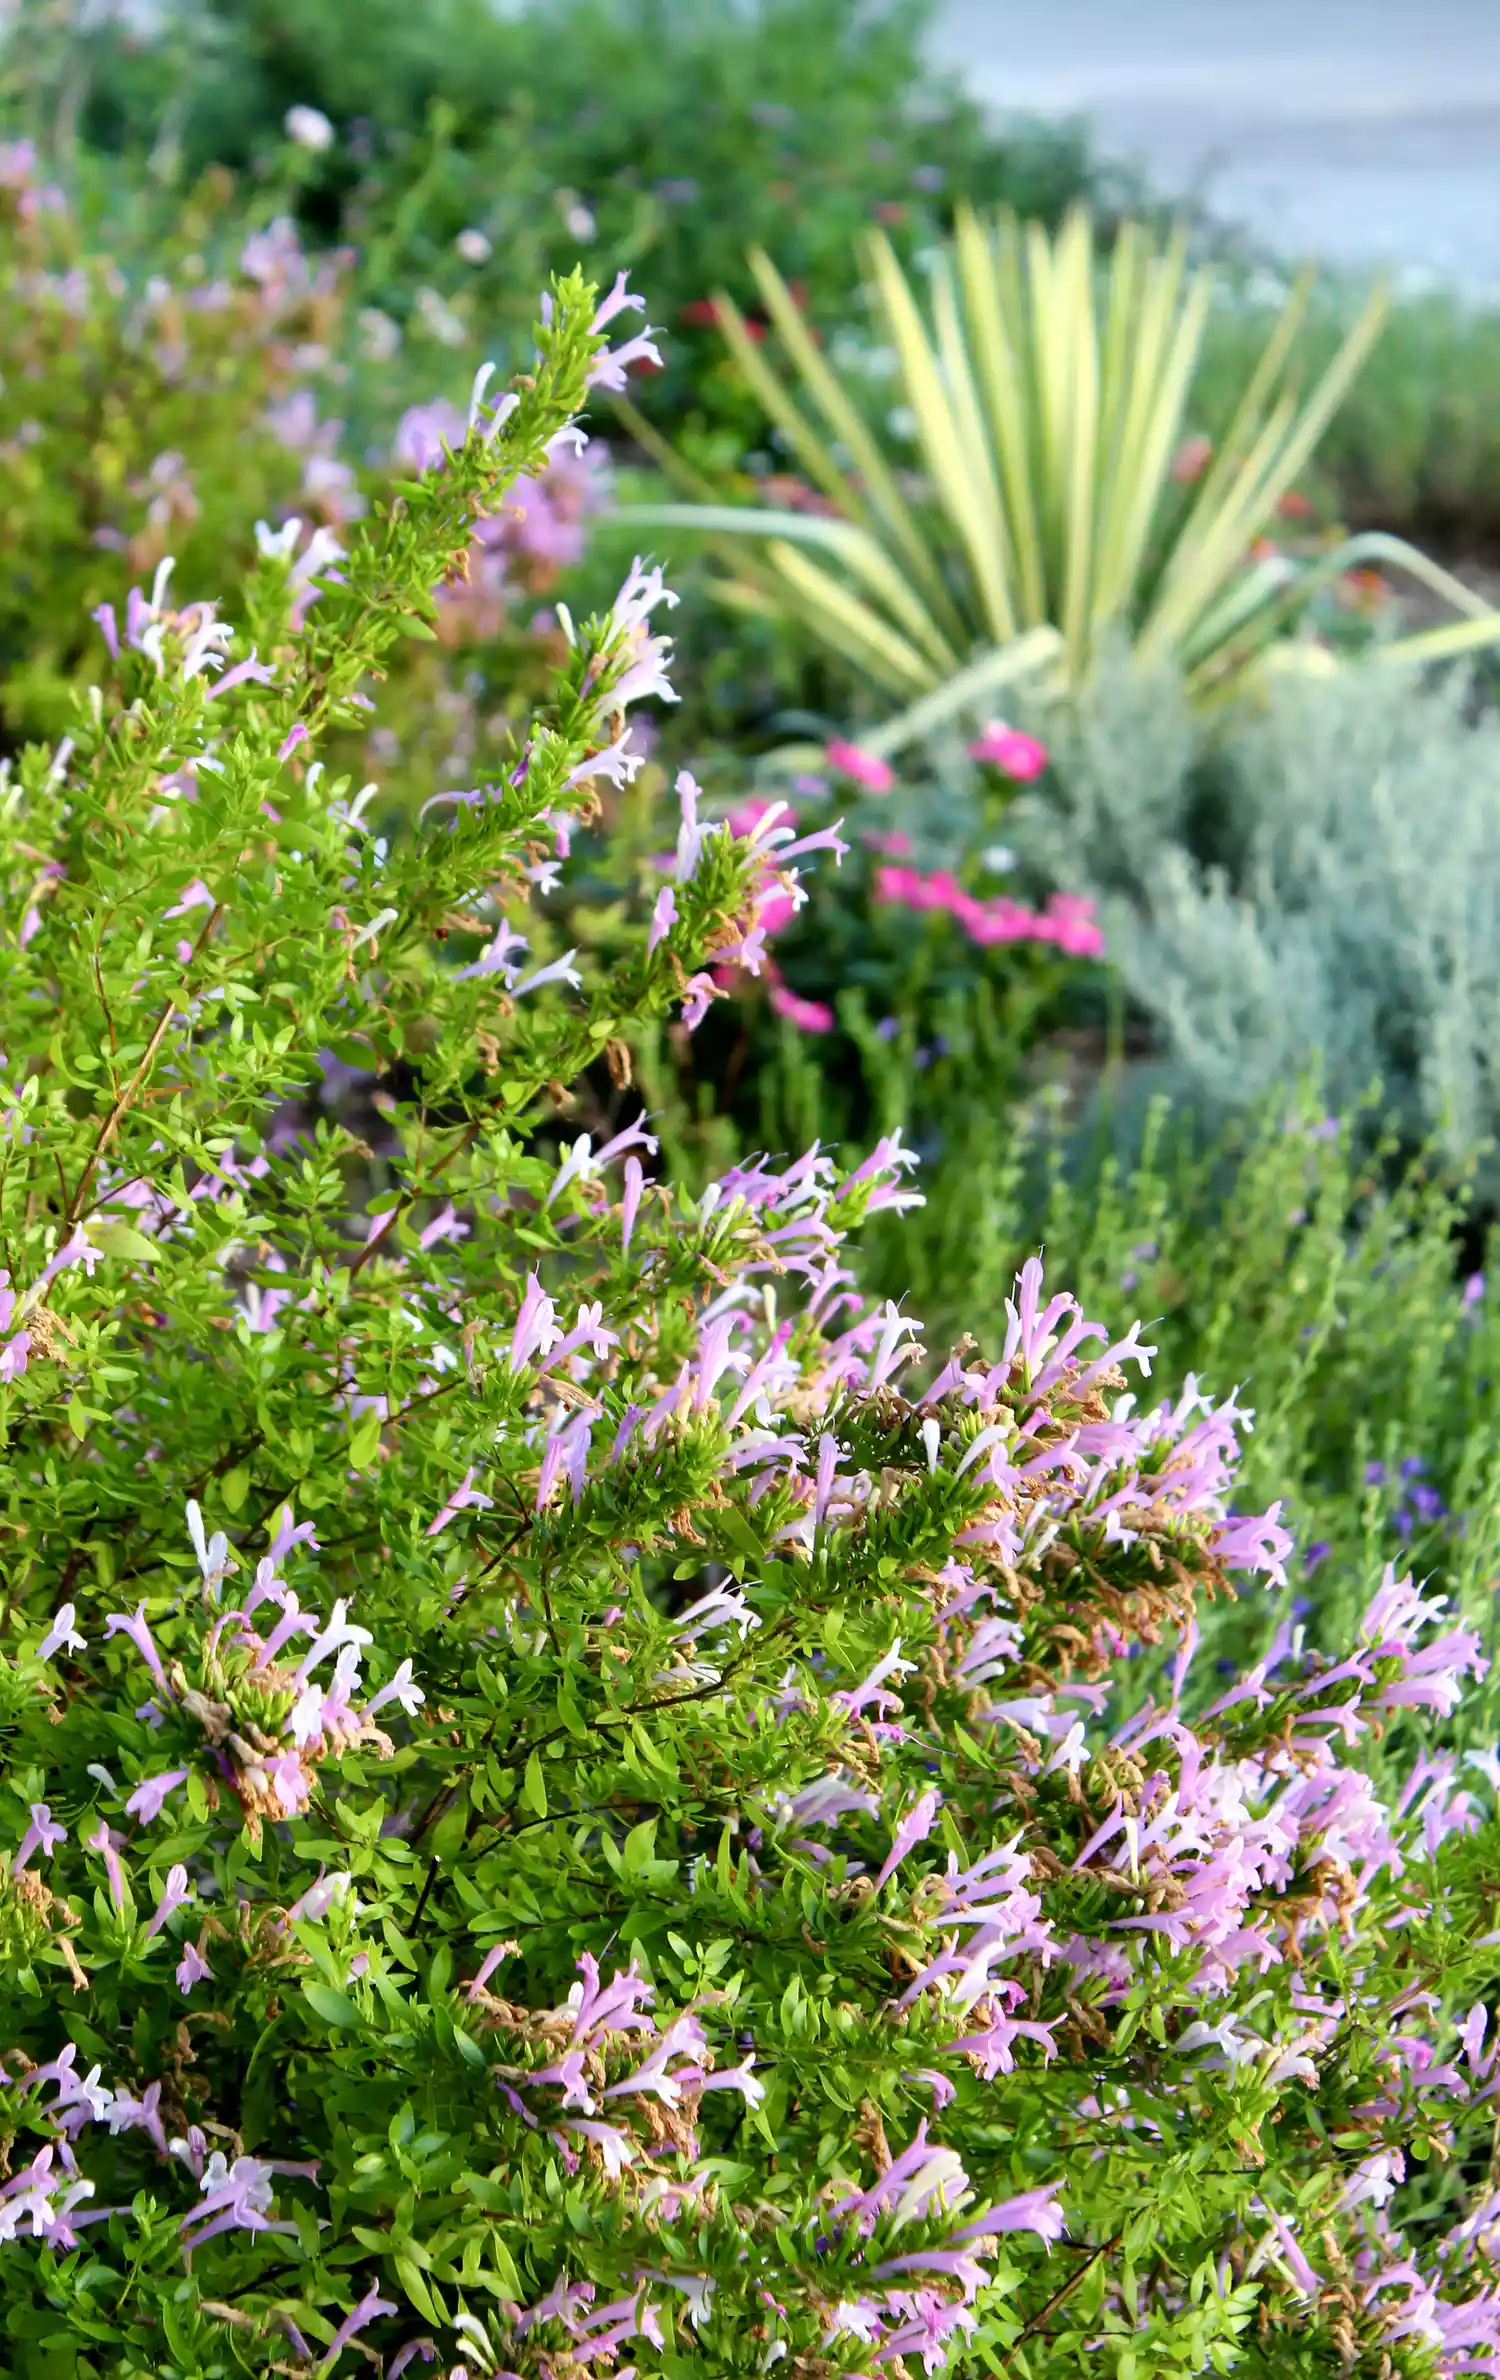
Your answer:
[930,0,1500,288]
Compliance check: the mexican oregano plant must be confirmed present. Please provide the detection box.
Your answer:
[0,272,1498,2380]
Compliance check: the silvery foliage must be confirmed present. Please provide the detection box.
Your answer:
[1012,654,1500,1150]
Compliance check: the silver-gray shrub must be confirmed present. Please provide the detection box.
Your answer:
[1011,655,1500,1150]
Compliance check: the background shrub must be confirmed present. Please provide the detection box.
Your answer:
[39,0,1120,427]
[1006,654,1500,1158]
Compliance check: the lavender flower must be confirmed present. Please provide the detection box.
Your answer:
[86,1820,127,1912]
[102,1604,170,1693]
[176,1940,211,1995]
[37,1602,85,1660]
[12,1801,65,1872]
[124,1769,189,1825]
[144,1862,193,1939]
[874,1788,940,1890]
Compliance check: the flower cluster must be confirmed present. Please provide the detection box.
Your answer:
[873,861,1106,957]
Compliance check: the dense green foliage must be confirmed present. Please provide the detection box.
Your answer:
[35,0,1115,426]
[0,256,1495,2380]
[1197,275,1500,558]
[4,34,1500,2380]
[0,159,347,744]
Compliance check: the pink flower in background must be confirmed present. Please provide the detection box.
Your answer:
[1171,432,1213,483]
[1036,892,1106,958]
[873,863,929,910]
[726,795,785,839]
[873,864,1104,960]
[769,983,835,1034]
[969,720,1048,779]
[826,739,895,794]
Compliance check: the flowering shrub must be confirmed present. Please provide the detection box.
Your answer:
[651,759,1107,1168]
[0,147,355,742]
[2,265,1500,2380]
[66,0,1116,429]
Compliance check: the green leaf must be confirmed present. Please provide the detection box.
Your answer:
[395,2256,447,2325]
[349,1407,384,1471]
[430,1795,470,1863]
[622,1817,658,1878]
[521,1750,548,1818]
[301,1981,361,2029]
[84,1217,160,1265]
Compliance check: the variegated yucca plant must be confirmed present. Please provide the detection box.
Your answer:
[624,208,1500,727]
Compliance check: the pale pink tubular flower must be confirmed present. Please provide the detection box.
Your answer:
[203,648,276,699]
[581,272,664,391]
[286,1871,355,1924]
[596,558,678,715]
[647,885,677,953]
[426,1467,494,1537]
[567,1950,656,2041]
[268,1502,320,1564]
[674,768,704,879]
[144,1862,193,1940]
[868,1300,923,1391]
[537,1412,596,1510]
[13,1802,65,1872]
[180,2150,316,2249]
[510,1273,561,1369]
[559,2118,636,2174]
[361,1657,424,1722]
[1249,2205,1322,2297]
[465,1940,518,2002]
[322,2289,399,2366]
[620,1154,645,1253]
[103,1603,171,1693]
[679,972,717,1031]
[176,1940,212,1995]
[387,2345,439,2378]
[874,1788,941,1890]
[86,1820,128,1912]
[124,1769,189,1825]
[700,2057,766,2107]
[41,1225,102,1288]
[955,2183,1066,2247]
[417,1200,468,1250]
[162,877,216,921]
[38,1602,86,1661]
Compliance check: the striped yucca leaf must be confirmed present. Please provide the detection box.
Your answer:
[620,208,1500,707]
